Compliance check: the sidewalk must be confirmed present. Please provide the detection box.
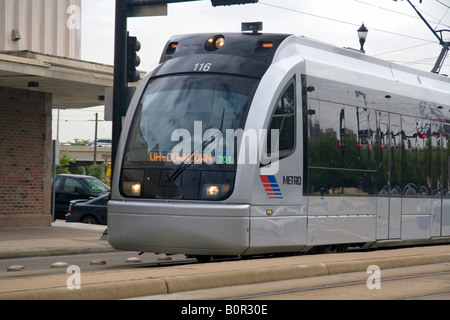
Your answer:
[0,220,114,259]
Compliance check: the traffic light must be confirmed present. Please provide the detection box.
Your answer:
[127,34,141,83]
[211,0,258,6]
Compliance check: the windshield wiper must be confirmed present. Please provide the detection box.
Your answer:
[166,137,216,183]
[166,109,225,183]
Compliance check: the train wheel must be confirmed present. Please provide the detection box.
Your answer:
[310,244,349,254]
[194,255,212,263]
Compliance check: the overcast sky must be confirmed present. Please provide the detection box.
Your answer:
[53,0,450,143]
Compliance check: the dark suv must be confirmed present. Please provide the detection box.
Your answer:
[52,174,110,220]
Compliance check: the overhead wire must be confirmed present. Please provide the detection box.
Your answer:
[259,0,449,71]
[435,0,450,9]
[355,0,450,29]
[372,42,435,56]
[259,1,434,42]
[354,0,429,21]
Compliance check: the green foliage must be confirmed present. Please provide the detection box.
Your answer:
[70,139,91,146]
[75,166,86,175]
[87,164,103,179]
[72,164,103,180]
[56,153,75,174]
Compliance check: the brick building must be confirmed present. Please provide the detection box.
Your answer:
[0,0,114,226]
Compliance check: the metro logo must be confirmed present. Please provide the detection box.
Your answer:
[259,175,283,199]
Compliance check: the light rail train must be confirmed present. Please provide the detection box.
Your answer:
[108,23,450,261]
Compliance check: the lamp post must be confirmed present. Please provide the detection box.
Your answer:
[357,23,368,53]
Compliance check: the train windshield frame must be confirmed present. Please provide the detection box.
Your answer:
[123,73,259,168]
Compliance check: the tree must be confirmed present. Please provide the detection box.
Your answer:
[87,164,103,180]
[70,139,91,146]
[56,153,75,174]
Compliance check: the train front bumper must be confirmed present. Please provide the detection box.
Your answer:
[107,200,250,256]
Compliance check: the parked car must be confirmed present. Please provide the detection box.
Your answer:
[52,174,110,220]
[65,193,109,225]
[86,139,112,147]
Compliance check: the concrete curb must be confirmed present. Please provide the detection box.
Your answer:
[0,246,116,259]
[1,252,449,300]
[162,252,450,294]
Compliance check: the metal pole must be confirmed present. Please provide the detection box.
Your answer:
[112,0,128,185]
[406,0,443,45]
[431,42,450,74]
[94,113,98,164]
[405,0,449,74]
[52,140,56,222]
[52,110,60,223]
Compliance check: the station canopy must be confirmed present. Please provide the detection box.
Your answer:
[0,50,115,109]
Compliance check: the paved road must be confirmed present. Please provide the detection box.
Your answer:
[0,251,191,273]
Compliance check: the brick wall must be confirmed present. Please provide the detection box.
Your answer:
[0,86,52,227]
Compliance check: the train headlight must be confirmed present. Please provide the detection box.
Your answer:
[214,36,225,49]
[123,181,141,197]
[206,185,220,197]
[202,184,230,198]
[205,35,225,51]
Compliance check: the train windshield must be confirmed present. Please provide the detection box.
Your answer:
[124,74,258,167]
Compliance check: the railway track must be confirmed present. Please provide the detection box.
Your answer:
[233,267,450,300]
[137,262,450,300]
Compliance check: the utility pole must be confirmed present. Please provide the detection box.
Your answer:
[111,0,128,184]
[94,113,98,164]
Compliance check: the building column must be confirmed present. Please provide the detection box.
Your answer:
[0,86,53,227]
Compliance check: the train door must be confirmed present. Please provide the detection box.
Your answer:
[305,77,377,246]
[431,121,443,237]
[376,111,389,239]
[388,114,402,239]
[441,123,450,236]
[401,116,432,240]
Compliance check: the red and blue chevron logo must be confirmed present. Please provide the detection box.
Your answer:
[260,175,283,199]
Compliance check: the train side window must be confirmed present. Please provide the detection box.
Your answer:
[266,79,296,157]
[377,111,390,195]
[390,114,402,196]
[444,123,450,197]
[431,121,442,197]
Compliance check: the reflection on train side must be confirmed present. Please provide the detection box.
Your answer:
[307,95,450,199]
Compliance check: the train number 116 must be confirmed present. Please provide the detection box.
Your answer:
[194,62,212,72]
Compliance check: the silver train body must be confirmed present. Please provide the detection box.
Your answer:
[108,31,450,258]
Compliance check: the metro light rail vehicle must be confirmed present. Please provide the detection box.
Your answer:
[108,23,450,261]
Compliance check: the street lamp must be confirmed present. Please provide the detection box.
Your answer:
[357,23,368,53]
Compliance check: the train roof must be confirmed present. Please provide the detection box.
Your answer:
[280,35,450,120]
[155,32,449,117]
[278,34,450,106]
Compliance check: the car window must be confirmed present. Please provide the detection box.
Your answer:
[54,175,64,191]
[64,178,83,193]
[81,178,110,192]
